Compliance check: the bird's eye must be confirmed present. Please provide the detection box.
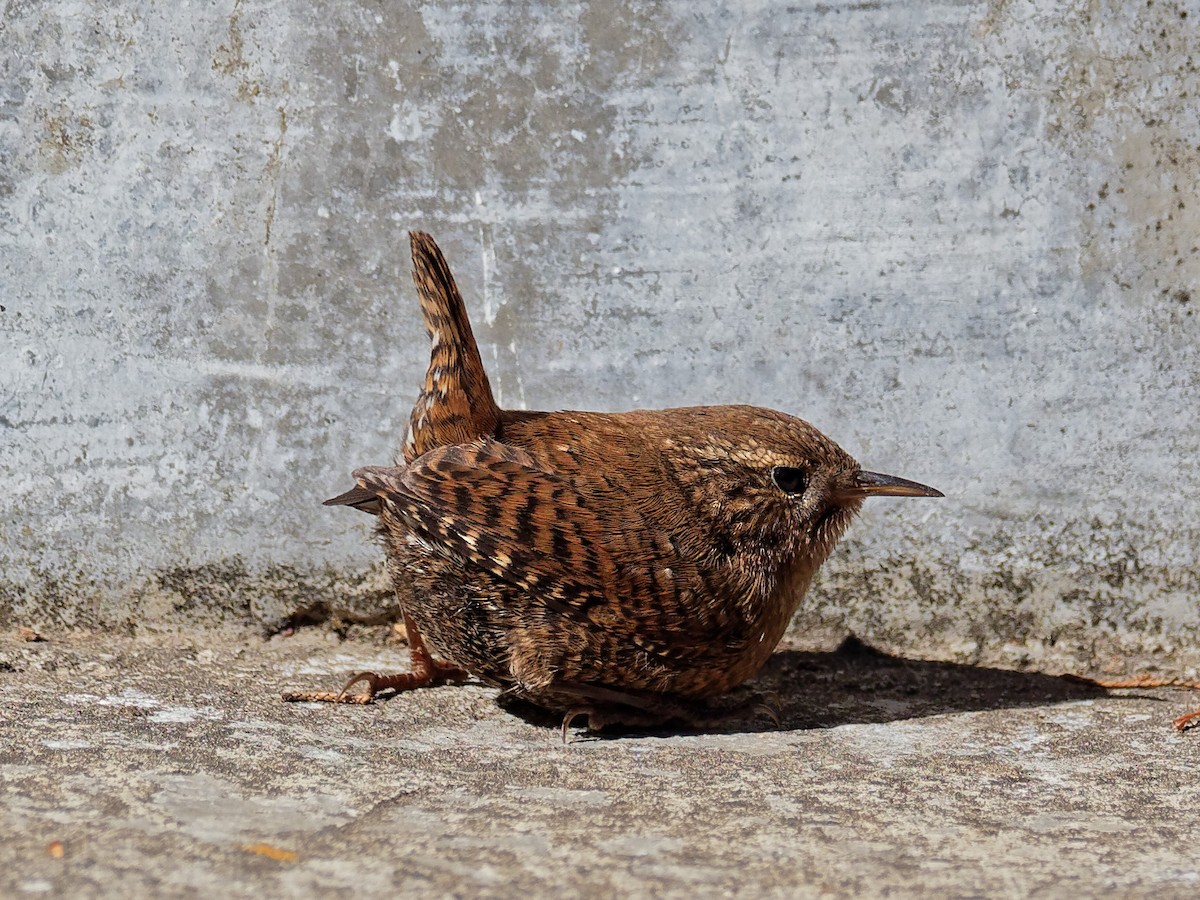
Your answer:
[771,466,808,495]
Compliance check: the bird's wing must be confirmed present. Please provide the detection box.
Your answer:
[352,439,737,661]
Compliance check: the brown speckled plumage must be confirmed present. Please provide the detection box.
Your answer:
[284,232,942,732]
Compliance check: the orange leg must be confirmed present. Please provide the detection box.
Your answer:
[281,613,467,704]
[1083,675,1200,691]
[1077,675,1200,734]
[1173,708,1200,733]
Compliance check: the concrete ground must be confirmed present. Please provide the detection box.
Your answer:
[1,627,1198,899]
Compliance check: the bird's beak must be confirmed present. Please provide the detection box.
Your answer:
[832,470,944,504]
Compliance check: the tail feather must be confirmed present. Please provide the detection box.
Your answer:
[403,232,501,463]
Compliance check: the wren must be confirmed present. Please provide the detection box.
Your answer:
[283,232,943,732]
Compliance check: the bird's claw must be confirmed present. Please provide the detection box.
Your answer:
[560,707,600,743]
[753,695,782,728]
[337,671,385,702]
[279,686,373,704]
[281,670,414,704]
[1172,708,1200,733]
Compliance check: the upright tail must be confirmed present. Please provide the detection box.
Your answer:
[401,231,501,464]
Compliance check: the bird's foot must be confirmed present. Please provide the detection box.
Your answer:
[1173,708,1200,732]
[558,705,670,742]
[339,659,470,702]
[1072,674,1200,734]
[282,658,468,704]
[554,682,780,741]
[281,614,467,704]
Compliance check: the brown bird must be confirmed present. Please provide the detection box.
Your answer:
[283,232,943,733]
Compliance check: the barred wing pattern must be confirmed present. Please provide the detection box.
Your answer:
[351,440,742,664]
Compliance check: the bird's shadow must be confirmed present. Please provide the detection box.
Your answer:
[500,635,1120,739]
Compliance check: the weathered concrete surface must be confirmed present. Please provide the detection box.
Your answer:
[1,628,1198,897]
[2,4,1199,663]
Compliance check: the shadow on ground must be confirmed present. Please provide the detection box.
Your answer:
[494,635,1114,738]
[759,635,1110,728]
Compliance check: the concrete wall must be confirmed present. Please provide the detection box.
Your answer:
[2,1,1197,668]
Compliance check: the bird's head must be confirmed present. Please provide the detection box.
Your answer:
[659,406,942,568]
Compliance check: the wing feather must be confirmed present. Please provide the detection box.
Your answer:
[352,439,736,660]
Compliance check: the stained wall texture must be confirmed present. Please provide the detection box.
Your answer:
[1,1,1197,668]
